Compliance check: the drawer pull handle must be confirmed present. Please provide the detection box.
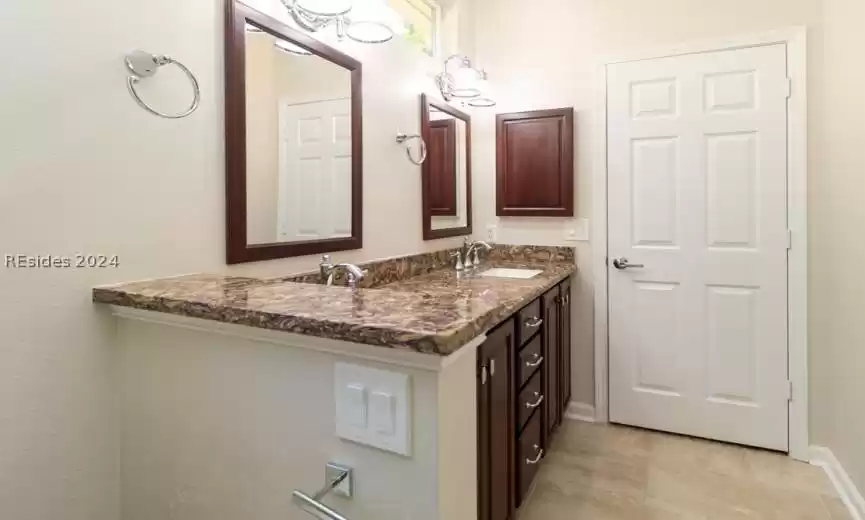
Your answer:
[524,316,543,328]
[526,445,544,465]
[525,392,544,409]
[525,354,544,368]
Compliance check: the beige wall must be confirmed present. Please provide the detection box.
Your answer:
[809,0,865,494]
[0,1,465,519]
[470,0,865,494]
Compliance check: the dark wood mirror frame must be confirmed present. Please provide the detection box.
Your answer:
[421,94,472,240]
[225,0,363,264]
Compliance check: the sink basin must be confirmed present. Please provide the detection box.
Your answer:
[479,268,543,279]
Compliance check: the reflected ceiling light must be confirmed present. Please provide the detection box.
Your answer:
[434,54,496,108]
[280,0,399,45]
[275,39,313,56]
[295,0,352,17]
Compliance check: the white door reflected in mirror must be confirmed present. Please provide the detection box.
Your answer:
[244,24,353,246]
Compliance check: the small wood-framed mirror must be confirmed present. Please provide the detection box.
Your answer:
[421,94,472,240]
[225,0,363,264]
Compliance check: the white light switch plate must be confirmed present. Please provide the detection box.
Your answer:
[335,363,411,456]
[564,218,590,242]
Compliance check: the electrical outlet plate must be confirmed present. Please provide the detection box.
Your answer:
[486,225,497,242]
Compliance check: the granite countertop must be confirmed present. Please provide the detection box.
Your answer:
[93,247,576,356]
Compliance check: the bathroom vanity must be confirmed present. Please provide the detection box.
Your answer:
[94,245,575,520]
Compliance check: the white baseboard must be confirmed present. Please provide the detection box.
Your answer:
[810,445,865,520]
[563,402,596,423]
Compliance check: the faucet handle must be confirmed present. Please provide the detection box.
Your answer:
[321,254,332,264]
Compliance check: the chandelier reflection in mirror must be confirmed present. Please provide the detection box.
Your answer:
[435,54,496,108]
[280,0,399,44]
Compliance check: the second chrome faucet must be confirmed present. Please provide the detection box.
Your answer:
[452,238,493,271]
[320,255,365,288]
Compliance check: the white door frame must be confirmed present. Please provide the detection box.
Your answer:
[591,27,808,460]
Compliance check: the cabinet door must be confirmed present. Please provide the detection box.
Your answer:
[542,287,560,439]
[495,108,574,217]
[478,320,515,520]
[560,279,572,414]
[428,119,458,216]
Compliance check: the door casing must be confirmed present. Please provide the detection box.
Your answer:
[590,27,809,461]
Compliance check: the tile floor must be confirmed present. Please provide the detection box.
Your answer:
[518,421,851,520]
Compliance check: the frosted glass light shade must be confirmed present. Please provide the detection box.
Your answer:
[450,67,481,98]
[296,0,352,16]
[345,21,394,43]
[346,0,399,43]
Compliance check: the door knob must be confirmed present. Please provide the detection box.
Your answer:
[612,257,644,270]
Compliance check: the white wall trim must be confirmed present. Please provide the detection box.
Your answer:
[563,402,596,423]
[810,446,865,520]
[109,306,479,373]
[591,27,809,460]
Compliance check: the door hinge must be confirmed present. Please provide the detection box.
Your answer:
[787,229,793,250]
[490,359,496,377]
[787,380,794,401]
[785,77,793,99]
[481,365,488,385]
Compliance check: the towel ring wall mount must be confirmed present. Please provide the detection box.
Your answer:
[125,50,201,119]
[396,133,427,165]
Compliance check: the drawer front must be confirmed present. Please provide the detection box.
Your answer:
[517,297,543,346]
[517,370,544,432]
[517,334,543,388]
[517,411,544,505]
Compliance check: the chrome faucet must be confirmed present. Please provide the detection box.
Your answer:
[464,238,493,269]
[320,255,366,288]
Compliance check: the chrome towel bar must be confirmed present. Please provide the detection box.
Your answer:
[293,463,353,520]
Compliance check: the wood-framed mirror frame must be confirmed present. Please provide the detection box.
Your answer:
[225,0,363,264]
[421,93,472,240]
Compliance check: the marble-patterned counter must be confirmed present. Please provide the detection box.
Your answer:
[93,245,576,355]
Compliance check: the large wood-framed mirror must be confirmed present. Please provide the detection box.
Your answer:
[225,0,363,264]
[421,94,472,240]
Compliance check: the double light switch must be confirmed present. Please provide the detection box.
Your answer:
[335,363,410,456]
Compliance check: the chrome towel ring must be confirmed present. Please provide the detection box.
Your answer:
[125,50,201,119]
[396,133,427,165]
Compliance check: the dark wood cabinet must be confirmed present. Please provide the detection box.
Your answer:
[428,119,457,216]
[477,276,573,520]
[495,108,574,217]
[560,279,572,408]
[542,286,561,440]
[477,320,515,520]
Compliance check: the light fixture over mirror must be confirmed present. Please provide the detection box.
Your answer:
[435,54,496,108]
[280,0,400,44]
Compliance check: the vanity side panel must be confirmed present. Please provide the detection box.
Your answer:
[437,344,479,520]
[118,318,439,520]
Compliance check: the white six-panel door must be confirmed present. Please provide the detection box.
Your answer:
[278,98,352,242]
[607,44,789,451]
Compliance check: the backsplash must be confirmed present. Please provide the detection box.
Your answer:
[282,244,575,288]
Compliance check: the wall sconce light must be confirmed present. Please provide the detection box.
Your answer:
[434,54,496,108]
[280,0,399,45]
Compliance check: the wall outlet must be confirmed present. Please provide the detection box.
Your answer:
[564,218,590,242]
[486,225,497,242]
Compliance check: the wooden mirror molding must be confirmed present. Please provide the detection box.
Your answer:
[225,0,363,264]
[421,94,472,240]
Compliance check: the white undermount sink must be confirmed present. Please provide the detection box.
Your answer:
[478,268,543,279]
